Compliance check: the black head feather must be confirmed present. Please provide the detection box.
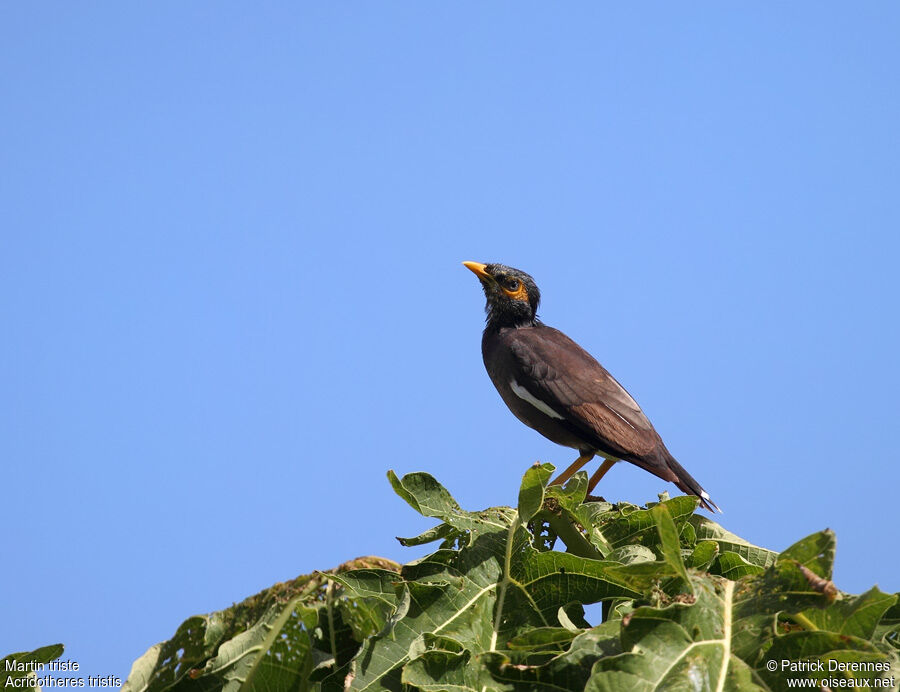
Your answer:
[474,263,541,329]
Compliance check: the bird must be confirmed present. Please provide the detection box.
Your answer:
[463,261,719,512]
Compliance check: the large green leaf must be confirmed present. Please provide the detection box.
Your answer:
[517,462,555,522]
[345,468,639,691]
[400,634,494,692]
[106,468,898,692]
[120,557,400,692]
[1,645,65,692]
[689,515,779,571]
[586,559,899,691]
[587,578,762,691]
[777,528,835,579]
[481,621,622,690]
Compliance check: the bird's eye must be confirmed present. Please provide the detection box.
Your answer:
[504,278,521,292]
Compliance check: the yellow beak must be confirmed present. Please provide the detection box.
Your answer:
[462,261,491,280]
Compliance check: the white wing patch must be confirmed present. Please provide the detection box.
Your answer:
[605,404,637,431]
[510,379,565,420]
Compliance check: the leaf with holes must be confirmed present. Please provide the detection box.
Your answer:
[108,468,899,692]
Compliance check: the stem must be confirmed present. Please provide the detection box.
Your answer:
[325,580,338,663]
[789,612,819,631]
[489,519,517,651]
[536,509,604,560]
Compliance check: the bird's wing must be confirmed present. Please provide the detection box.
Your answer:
[504,326,660,458]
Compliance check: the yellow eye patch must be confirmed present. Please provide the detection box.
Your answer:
[502,281,529,302]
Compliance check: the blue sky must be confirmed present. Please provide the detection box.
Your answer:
[2,2,898,682]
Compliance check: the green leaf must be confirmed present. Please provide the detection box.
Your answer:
[760,631,894,687]
[204,602,314,692]
[650,503,692,591]
[599,496,698,549]
[331,581,397,646]
[608,544,657,566]
[798,587,897,640]
[346,554,502,689]
[689,515,779,569]
[387,470,462,520]
[680,519,697,546]
[716,551,766,580]
[587,577,758,691]
[545,470,589,510]
[689,540,720,571]
[402,637,495,692]
[389,470,517,548]
[121,558,400,692]
[875,594,900,653]
[506,627,578,651]
[396,522,456,547]
[325,568,400,608]
[517,462,554,522]
[118,469,900,692]
[346,476,640,691]
[505,548,642,626]
[601,559,682,595]
[777,529,836,579]
[1,645,65,692]
[482,621,622,690]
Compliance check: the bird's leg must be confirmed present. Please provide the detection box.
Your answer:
[550,452,594,487]
[586,457,617,494]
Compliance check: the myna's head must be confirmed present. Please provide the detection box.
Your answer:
[463,262,541,327]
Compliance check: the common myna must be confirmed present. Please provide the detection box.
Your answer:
[464,261,719,512]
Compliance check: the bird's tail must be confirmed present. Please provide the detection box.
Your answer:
[662,454,721,513]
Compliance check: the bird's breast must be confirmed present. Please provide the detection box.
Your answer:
[481,330,588,451]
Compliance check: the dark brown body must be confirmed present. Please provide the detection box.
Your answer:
[465,261,718,512]
[483,324,662,457]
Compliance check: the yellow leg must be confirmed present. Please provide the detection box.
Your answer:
[586,458,617,493]
[550,452,594,487]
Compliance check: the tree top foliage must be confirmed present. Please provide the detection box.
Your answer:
[7,465,899,690]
